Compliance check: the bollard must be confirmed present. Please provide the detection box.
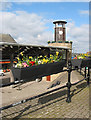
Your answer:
[87,67,90,86]
[66,61,72,103]
[46,75,51,81]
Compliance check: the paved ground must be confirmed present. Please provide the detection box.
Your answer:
[0,69,90,119]
[0,72,10,85]
[1,70,84,107]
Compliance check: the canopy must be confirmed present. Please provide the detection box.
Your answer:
[0,42,71,59]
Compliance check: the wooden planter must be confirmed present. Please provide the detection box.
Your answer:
[71,59,91,68]
[11,60,66,82]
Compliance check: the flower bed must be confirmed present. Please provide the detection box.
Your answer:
[14,51,62,68]
[11,60,66,82]
[73,53,91,59]
[11,51,66,82]
[72,53,91,68]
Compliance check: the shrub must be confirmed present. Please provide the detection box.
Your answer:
[52,41,56,43]
[65,41,69,43]
[47,41,51,44]
[58,41,62,43]
[70,41,73,44]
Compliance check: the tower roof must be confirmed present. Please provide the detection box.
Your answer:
[53,20,67,24]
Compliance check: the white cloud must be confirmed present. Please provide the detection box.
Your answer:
[0,11,53,45]
[0,10,89,53]
[80,10,89,15]
[67,21,89,53]
[0,2,12,10]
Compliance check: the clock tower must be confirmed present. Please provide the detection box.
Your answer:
[53,20,67,42]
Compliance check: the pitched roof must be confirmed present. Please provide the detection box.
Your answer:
[0,34,17,43]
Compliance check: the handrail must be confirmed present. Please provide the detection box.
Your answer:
[71,77,88,86]
[0,85,67,110]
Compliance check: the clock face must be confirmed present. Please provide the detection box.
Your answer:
[59,31,63,35]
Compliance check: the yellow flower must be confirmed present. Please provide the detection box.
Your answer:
[46,59,49,63]
[29,56,32,59]
[17,57,20,61]
[40,55,42,58]
[50,56,53,59]
[43,58,46,62]
[42,58,49,63]
[56,51,59,56]
[20,52,23,56]
[50,54,53,57]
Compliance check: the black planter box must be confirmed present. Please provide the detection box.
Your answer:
[11,60,66,82]
[71,59,91,68]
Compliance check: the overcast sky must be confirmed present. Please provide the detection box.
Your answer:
[0,1,89,53]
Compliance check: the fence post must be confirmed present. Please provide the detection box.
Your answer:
[80,67,82,75]
[87,67,90,85]
[66,61,72,103]
[84,67,86,78]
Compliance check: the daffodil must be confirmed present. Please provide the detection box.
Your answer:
[43,58,46,62]
[50,54,53,57]
[17,57,20,61]
[46,59,49,63]
[44,56,47,58]
[29,56,32,59]
[42,58,49,63]
[20,52,23,56]
[56,51,59,56]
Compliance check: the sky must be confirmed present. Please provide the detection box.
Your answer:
[0,1,89,53]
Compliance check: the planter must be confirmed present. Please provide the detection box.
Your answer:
[11,60,66,82]
[71,59,82,68]
[71,59,91,68]
[81,59,91,68]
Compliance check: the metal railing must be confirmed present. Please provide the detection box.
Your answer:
[0,61,90,111]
